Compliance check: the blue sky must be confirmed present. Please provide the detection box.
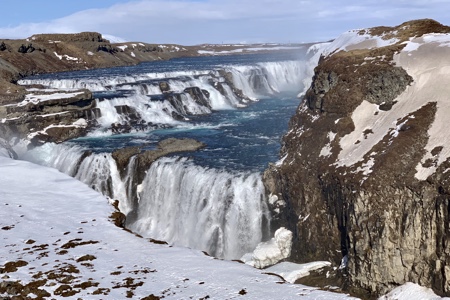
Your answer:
[1,0,449,45]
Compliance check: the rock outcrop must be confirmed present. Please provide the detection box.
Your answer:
[0,89,98,145]
[264,19,450,297]
[112,138,206,184]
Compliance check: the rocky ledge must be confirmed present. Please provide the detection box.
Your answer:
[0,88,98,146]
[264,19,450,297]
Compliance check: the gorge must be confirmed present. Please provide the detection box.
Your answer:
[1,19,450,299]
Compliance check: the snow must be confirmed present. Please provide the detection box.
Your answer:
[0,156,357,299]
[240,227,293,269]
[27,118,87,140]
[14,91,84,107]
[53,52,79,61]
[322,29,399,57]
[130,51,136,57]
[87,51,94,56]
[117,45,128,51]
[378,282,450,300]
[320,131,337,157]
[333,34,450,180]
[265,261,331,283]
[423,33,450,48]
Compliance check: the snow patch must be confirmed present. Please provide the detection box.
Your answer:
[117,45,128,51]
[320,131,337,157]
[53,52,79,61]
[265,261,331,283]
[379,282,448,300]
[14,91,84,107]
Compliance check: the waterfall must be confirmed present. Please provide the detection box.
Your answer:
[127,157,270,260]
[15,52,320,261]
[21,144,270,259]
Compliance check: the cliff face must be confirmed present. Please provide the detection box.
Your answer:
[265,19,450,296]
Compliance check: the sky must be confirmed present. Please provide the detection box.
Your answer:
[0,0,449,45]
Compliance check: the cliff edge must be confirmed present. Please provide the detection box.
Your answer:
[265,19,450,296]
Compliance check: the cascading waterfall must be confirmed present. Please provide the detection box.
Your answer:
[16,51,319,261]
[127,157,270,260]
[19,60,311,132]
[22,143,270,259]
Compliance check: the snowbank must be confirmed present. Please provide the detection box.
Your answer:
[378,282,450,300]
[240,227,293,268]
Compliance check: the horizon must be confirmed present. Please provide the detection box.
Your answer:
[0,1,449,45]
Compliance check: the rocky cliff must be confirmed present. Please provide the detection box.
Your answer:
[264,19,450,297]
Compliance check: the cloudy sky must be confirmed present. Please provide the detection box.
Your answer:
[1,0,449,45]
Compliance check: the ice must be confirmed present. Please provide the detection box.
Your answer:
[241,227,293,268]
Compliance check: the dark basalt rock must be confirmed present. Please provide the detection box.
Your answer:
[0,42,7,51]
[184,87,211,109]
[159,81,170,93]
[18,43,35,53]
[0,89,97,145]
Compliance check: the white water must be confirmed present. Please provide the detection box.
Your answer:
[128,157,270,259]
[22,144,270,259]
[19,60,312,131]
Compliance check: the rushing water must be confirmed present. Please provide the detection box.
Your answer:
[20,49,316,259]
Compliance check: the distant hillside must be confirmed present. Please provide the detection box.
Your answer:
[0,32,199,105]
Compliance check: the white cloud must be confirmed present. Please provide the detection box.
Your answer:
[0,0,449,45]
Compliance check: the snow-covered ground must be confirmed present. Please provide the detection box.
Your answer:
[0,154,359,299]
